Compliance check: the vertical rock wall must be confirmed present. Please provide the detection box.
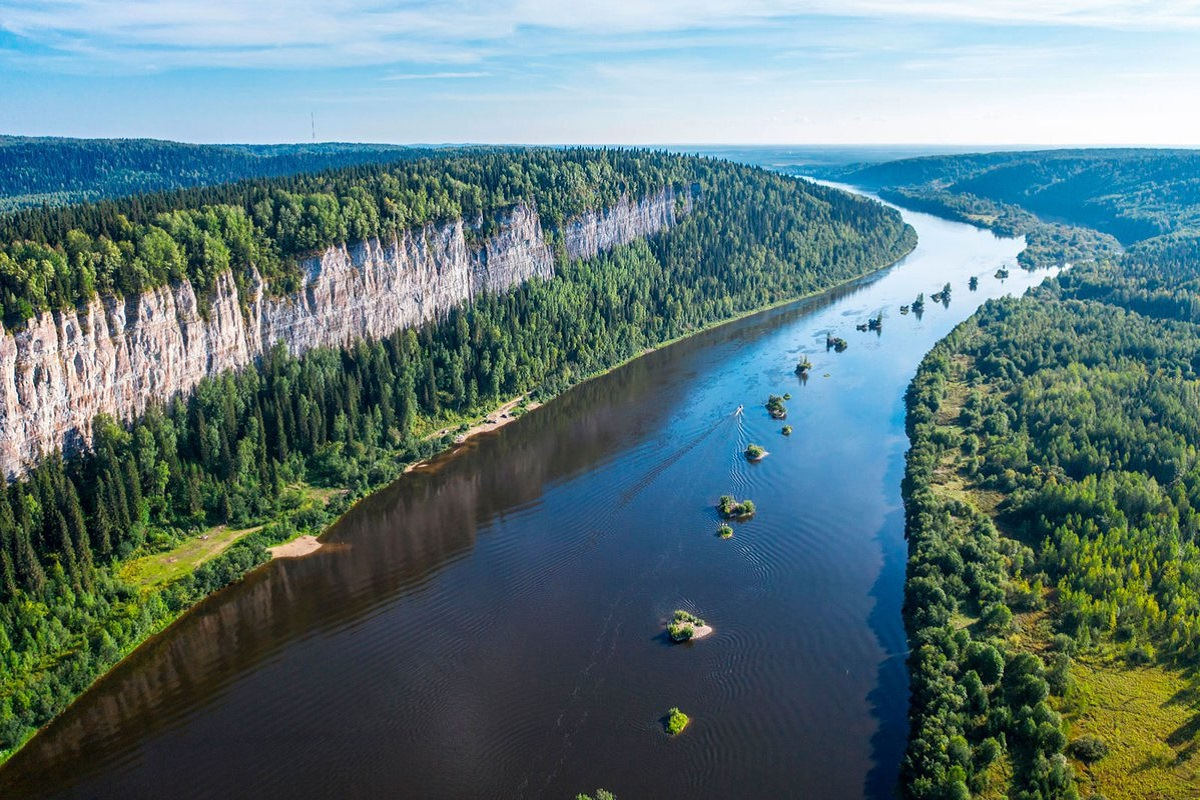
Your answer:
[0,188,688,477]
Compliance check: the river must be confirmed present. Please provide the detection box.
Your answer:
[0,186,1043,799]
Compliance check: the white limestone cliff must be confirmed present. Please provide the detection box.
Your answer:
[0,187,690,477]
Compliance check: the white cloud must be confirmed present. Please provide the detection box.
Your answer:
[4,1,1200,71]
[383,70,491,80]
[513,1,1200,34]
[899,43,1098,77]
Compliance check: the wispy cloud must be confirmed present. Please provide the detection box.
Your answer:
[4,0,1199,146]
[383,70,491,81]
[900,43,1098,78]
[4,1,1200,71]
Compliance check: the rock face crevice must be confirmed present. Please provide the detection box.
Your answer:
[0,187,690,477]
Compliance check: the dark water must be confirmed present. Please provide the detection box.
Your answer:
[0,189,1043,800]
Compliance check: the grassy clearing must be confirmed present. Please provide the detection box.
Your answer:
[301,485,346,504]
[933,362,972,425]
[979,754,1013,800]
[119,523,265,588]
[1065,655,1200,800]
[119,484,344,589]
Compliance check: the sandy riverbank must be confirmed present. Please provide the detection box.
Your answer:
[405,396,542,473]
[453,396,542,444]
[268,535,323,559]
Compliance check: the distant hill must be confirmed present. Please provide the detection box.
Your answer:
[669,144,1012,173]
[0,137,445,211]
[820,148,1200,245]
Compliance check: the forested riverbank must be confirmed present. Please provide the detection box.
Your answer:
[0,148,915,766]
[893,150,1200,799]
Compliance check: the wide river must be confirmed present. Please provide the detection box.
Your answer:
[0,186,1042,799]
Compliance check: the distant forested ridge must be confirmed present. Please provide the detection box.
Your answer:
[814,149,1200,275]
[0,147,915,766]
[821,148,1200,245]
[898,149,1200,799]
[0,136,434,212]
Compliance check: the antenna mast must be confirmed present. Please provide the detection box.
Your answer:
[311,112,316,142]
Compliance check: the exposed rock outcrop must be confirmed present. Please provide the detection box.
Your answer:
[0,188,689,477]
[562,187,689,261]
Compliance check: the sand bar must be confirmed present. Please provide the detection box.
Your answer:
[268,535,323,559]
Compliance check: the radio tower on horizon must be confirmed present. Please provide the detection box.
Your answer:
[311,112,316,142]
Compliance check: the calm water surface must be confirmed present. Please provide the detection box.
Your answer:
[0,188,1044,799]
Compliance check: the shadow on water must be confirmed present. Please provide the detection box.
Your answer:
[863,462,914,799]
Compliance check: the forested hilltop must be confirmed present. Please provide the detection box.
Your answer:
[0,147,915,766]
[820,148,1200,245]
[897,149,1200,799]
[0,136,434,212]
[811,149,1200,274]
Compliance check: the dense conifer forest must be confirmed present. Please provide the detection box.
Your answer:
[0,147,915,764]
[899,150,1200,799]
[0,136,427,212]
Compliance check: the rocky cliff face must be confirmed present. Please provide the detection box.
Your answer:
[562,186,688,261]
[0,188,689,477]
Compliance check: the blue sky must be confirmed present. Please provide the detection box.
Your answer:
[2,1,1199,144]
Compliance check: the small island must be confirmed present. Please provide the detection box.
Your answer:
[745,443,768,461]
[781,424,792,436]
[968,275,979,290]
[665,707,691,736]
[900,304,910,314]
[718,523,734,539]
[826,335,849,352]
[765,394,788,418]
[995,267,1010,279]
[718,494,756,518]
[667,610,714,641]
[912,293,925,313]
[795,356,813,375]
